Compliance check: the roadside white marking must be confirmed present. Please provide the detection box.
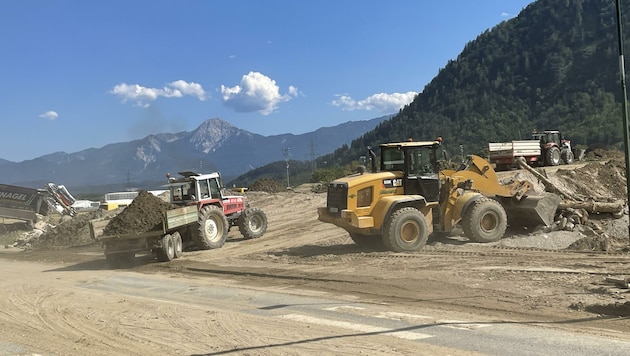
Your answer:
[323,305,365,311]
[279,314,433,340]
[375,311,433,321]
[437,320,491,330]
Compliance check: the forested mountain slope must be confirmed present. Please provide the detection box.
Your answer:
[325,0,627,166]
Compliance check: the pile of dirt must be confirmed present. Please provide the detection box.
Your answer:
[534,152,629,252]
[553,159,627,200]
[32,210,105,247]
[249,178,287,193]
[102,191,171,235]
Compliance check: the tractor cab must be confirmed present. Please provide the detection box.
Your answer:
[166,171,247,216]
[378,140,443,202]
[166,171,224,206]
[532,130,571,151]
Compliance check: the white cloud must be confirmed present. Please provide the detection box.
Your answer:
[169,80,207,101]
[331,91,417,113]
[39,111,59,120]
[220,71,297,115]
[501,12,510,17]
[110,80,208,106]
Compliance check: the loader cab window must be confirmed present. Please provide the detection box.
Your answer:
[381,148,405,171]
[407,147,438,177]
[403,146,440,202]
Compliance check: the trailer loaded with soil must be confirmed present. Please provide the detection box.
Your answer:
[89,171,268,267]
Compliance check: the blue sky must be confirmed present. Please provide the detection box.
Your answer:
[0,0,534,162]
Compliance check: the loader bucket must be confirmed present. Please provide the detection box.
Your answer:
[499,192,560,227]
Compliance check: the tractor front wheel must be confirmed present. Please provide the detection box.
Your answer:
[561,150,574,164]
[238,207,268,239]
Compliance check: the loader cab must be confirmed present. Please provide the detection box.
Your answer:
[379,141,442,202]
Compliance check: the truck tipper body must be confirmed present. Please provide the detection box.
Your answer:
[488,140,541,170]
[0,183,76,224]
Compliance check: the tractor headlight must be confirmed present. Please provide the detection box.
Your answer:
[356,187,373,208]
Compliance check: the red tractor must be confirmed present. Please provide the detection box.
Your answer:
[531,130,574,166]
[166,171,268,250]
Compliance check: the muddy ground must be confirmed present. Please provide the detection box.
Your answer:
[1,152,630,354]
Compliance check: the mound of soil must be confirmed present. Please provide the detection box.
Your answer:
[249,179,287,193]
[102,191,171,235]
[34,210,105,247]
[554,159,627,201]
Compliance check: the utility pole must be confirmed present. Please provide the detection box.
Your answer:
[615,0,630,244]
[283,147,291,188]
[308,140,317,173]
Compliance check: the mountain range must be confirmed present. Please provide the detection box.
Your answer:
[0,116,389,193]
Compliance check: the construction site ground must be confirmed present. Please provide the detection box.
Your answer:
[1,151,630,355]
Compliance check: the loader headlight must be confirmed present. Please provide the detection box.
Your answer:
[357,187,373,207]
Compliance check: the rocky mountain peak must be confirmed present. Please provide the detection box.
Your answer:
[189,118,248,153]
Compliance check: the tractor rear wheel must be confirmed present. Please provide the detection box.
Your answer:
[461,197,507,243]
[238,207,268,239]
[156,234,175,262]
[545,146,561,166]
[196,205,228,250]
[382,207,429,252]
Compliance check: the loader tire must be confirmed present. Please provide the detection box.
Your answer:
[561,150,574,165]
[156,234,175,262]
[172,231,183,258]
[545,146,561,166]
[462,197,507,243]
[382,207,429,252]
[196,205,228,250]
[238,207,268,239]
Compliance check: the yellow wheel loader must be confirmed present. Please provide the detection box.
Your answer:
[317,140,560,252]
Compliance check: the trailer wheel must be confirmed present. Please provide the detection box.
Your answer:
[545,146,561,166]
[156,234,175,262]
[196,205,228,249]
[461,197,507,243]
[561,150,574,164]
[172,231,183,258]
[238,207,268,239]
[382,207,429,252]
[105,252,135,268]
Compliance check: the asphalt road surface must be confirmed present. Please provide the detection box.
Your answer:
[0,258,628,356]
